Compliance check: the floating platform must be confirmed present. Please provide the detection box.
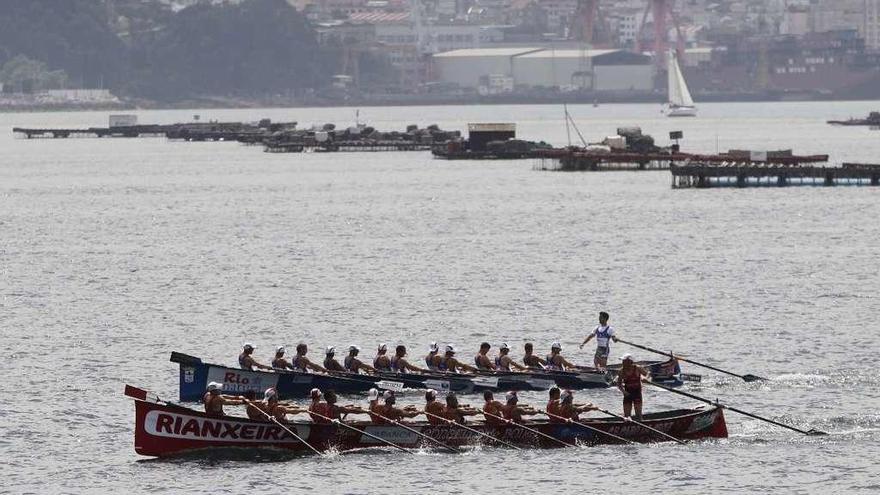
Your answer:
[670,162,880,188]
[534,150,830,172]
[265,140,433,153]
[12,125,169,138]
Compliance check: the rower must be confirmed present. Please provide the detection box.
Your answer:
[545,342,577,371]
[367,388,381,423]
[321,389,366,422]
[323,346,346,372]
[474,342,496,371]
[373,344,392,372]
[371,390,419,425]
[424,389,445,425]
[390,345,428,373]
[500,391,539,423]
[482,390,505,425]
[203,381,245,418]
[579,311,618,369]
[443,393,479,424]
[246,387,305,421]
[522,342,547,370]
[558,390,596,421]
[546,386,564,423]
[438,344,479,374]
[239,343,272,371]
[617,353,649,420]
[271,346,295,370]
[307,388,326,422]
[292,343,328,373]
[344,345,376,375]
[425,342,441,371]
[496,342,528,371]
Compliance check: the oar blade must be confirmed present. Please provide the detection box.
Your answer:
[742,374,766,382]
[807,429,828,436]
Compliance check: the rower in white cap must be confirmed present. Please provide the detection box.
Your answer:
[246,387,307,421]
[425,342,441,370]
[500,391,539,424]
[271,346,295,370]
[344,345,376,374]
[373,344,392,372]
[559,389,596,421]
[495,342,528,371]
[437,344,479,374]
[545,342,578,371]
[423,389,445,424]
[617,353,649,420]
[323,346,346,372]
[239,343,272,371]
[203,382,246,418]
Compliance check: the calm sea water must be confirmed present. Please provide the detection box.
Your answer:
[2,102,879,494]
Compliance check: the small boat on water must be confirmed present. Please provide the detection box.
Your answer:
[172,352,695,401]
[666,51,697,118]
[126,385,728,457]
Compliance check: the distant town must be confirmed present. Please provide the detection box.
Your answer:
[2,0,880,109]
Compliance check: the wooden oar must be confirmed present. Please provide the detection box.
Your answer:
[593,406,687,445]
[481,411,574,448]
[538,411,635,445]
[241,399,324,456]
[305,410,416,454]
[617,338,765,382]
[368,411,461,453]
[421,410,523,450]
[645,379,827,436]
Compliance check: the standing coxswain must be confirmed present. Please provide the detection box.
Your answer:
[323,346,346,372]
[495,343,528,371]
[373,344,392,372]
[617,353,649,420]
[344,345,376,374]
[425,342,441,370]
[545,342,577,371]
[579,311,618,369]
[203,381,246,418]
[438,344,480,373]
[522,343,547,370]
[292,343,328,373]
[239,343,273,371]
[474,342,496,371]
[271,346,295,370]
[390,345,428,373]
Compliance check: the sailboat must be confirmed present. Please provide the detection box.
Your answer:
[666,51,697,117]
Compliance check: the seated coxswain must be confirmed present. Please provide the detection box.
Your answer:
[323,346,346,372]
[423,389,445,424]
[522,342,547,370]
[495,342,528,371]
[425,342,441,371]
[344,345,376,374]
[307,389,366,424]
[474,342,496,371]
[246,387,306,421]
[545,342,577,371]
[373,344,392,372]
[271,346,295,370]
[239,343,273,371]
[558,389,596,421]
[443,393,479,424]
[500,391,540,423]
[482,391,506,425]
[292,343,328,373]
[438,344,479,374]
[203,381,246,418]
[390,345,428,373]
[370,390,420,425]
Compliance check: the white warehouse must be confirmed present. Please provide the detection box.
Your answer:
[432,47,543,88]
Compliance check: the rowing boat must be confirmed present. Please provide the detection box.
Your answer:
[171,352,617,401]
[126,385,728,457]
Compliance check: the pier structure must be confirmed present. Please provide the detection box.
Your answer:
[533,149,830,172]
[670,162,880,188]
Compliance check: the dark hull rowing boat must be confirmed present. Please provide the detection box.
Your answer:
[127,385,728,457]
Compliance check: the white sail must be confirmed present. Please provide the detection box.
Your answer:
[667,52,694,107]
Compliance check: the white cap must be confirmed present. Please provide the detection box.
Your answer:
[275,346,285,354]
[368,388,379,400]
[425,389,437,399]
[309,388,322,399]
[499,342,510,350]
[243,343,254,350]
[621,353,634,361]
[445,344,456,353]
[551,342,562,350]
[429,342,439,352]
[326,346,335,355]
[378,343,388,352]
[349,344,360,352]
[207,382,223,392]
[264,388,278,401]
[383,390,395,400]
[505,391,518,402]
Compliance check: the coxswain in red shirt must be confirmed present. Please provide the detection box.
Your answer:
[500,391,539,424]
[482,390,506,425]
[617,353,649,420]
[203,381,246,418]
[423,389,446,424]
[239,343,273,371]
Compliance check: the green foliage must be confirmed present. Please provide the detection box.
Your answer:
[0,55,69,90]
